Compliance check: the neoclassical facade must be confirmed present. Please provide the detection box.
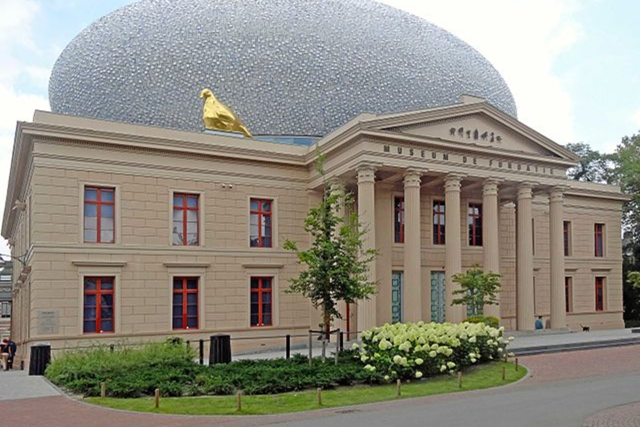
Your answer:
[2,96,626,362]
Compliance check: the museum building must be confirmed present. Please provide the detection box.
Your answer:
[1,0,627,362]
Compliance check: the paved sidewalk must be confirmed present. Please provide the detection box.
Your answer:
[0,370,60,401]
[231,328,640,361]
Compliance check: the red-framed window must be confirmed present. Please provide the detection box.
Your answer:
[565,277,572,313]
[595,277,605,311]
[250,277,273,327]
[250,199,273,248]
[83,277,114,333]
[594,224,605,257]
[394,197,405,244]
[433,201,446,245]
[563,221,571,256]
[84,186,115,243]
[468,203,483,246]
[172,277,198,330]
[173,193,199,246]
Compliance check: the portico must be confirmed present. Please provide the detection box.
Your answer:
[311,98,626,332]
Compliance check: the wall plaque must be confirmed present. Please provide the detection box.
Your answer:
[37,309,59,335]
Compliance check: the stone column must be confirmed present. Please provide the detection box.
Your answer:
[516,183,536,331]
[482,179,501,318]
[445,174,464,323]
[549,187,566,329]
[307,189,324,330]
[403,169,422,322]
[357,164,377,332]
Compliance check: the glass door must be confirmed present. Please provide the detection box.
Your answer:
[391,271,403,323]
[431,271,446,323]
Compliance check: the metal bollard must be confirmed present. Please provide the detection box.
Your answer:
[339,331,344,353]
[199,339,204,365]
[286,334,291,360]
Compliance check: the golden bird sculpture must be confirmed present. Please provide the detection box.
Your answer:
[200,88,253,138]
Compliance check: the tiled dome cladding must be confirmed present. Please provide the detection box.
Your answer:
[49,0,516,136]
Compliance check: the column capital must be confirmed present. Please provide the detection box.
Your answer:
[548,185,569,202]
[356,163,377,183]
[482,178,502,196]
[444,173,465,192]
[517,181,538,199]
[403,168,423,188]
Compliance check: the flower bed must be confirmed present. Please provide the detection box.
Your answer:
[354,321,511,381]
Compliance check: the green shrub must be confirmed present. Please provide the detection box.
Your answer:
[464,315,500,328]
[46,340,198,398]
[46,342,368,397]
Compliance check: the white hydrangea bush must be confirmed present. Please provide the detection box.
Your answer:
[353,321,511,381]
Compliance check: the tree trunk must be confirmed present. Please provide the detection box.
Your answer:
[323,308,331,341]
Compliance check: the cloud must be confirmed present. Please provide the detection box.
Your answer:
[0,0,48,255]
[380,0,583,144]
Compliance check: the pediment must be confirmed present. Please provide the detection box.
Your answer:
[373,107,577,161]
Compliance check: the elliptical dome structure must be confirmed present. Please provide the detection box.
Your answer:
[49,0,517,137]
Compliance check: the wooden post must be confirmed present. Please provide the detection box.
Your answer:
[154,388,160,409]
[396,379,401,397]
[457,371,462,389]
[100,382,106,398]
[515,357,519,371]
[502,365,506,381]
[236,391,242,412]
[316,387,322,406]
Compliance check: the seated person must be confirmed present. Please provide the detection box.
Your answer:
[535,316,544,330]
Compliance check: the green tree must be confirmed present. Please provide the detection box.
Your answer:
[565,142,612,183]
[284,156,377,338]
[610,133,640,324]
[451,264,501,316]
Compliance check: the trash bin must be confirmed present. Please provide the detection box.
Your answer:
[28,344,51,376]
[209,334,231,365]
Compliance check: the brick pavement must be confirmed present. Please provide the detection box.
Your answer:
[583,402,640,427]
[2,345,640,427]
[519,344,640,384]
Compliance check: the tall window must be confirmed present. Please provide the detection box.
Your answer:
[83,277,114,333]
[595,277,605,311]
[394,197,405,244]
[594,224,605,257]
[173,193,199,246]
[84,186,115,243]
[468,203,483,246]
[433,201,445,245]
[250,199,273,248]
[563,221,572,256]
[565,277,573,313]
[250,277,273,327]
[172,277,198,330]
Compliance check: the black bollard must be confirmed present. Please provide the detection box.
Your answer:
[199,339,204,365]
[286,334,291,359]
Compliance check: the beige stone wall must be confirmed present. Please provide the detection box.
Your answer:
[3,107,628,364]
[13,139,316,360]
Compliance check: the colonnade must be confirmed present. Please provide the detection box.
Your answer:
[354,164,567,331]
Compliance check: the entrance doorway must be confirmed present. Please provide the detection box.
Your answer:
[391,271,403,323]
[431,271,446,323]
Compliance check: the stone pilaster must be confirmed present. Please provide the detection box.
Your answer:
[329,178,348,332]
[516,183,536,331]
[357,164,377,332]
[482,179,501,318]
[549,187,566,329]
[445,174,464,323]
[403,169,422,322]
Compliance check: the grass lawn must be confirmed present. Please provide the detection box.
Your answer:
[85,361,526,416]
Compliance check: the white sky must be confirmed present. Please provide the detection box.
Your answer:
[1,0,639,255]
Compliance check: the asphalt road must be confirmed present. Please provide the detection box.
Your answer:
[264,371,640,427]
